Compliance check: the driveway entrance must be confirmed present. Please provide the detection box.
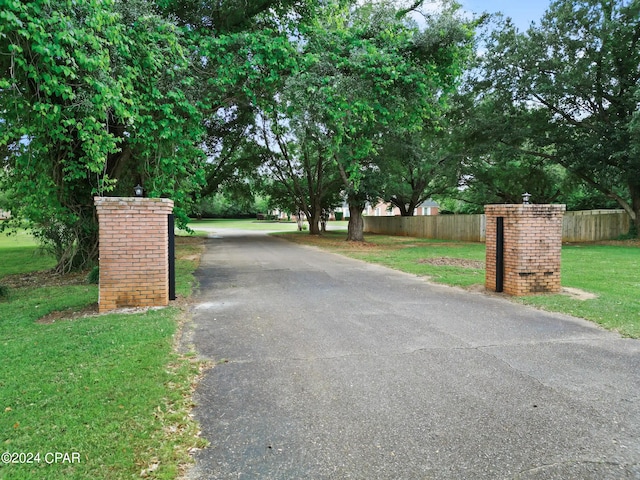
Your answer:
[185,229,640,479]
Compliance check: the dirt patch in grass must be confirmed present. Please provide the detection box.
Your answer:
[561,287,598,300]
[176,236,205,246]
[35,304,195,324]
[418,257,485,269]
[595,239,640,247]
[414,242,469,248]
[1,269,89,289]
[339,241,381,250]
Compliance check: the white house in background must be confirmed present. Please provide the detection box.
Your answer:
[0,210,10,220]
[365,199,439,217]
[338,199,440,218]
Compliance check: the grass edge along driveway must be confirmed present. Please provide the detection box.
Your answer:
[276,231,640,339]
[0,233,208,480]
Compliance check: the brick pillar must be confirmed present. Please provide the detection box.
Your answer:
[94,197,174,312]
[485,204,565,296]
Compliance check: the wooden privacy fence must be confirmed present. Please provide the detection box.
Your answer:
[363,209,630,243]
[562,209,630,242]
[363,214,485,242]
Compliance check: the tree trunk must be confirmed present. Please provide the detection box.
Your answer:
[391,197,417,216]
[46,204,99,274]
[346,198,365,242]
[401,202,415,216]
[337,161,365,241]
[308,209,321,235]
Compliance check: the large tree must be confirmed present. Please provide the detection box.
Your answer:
[258,105,343,234]
[0,0,205,272]
[376,128,461,216]
[469,0,640,233]
[272,0,475,240]
[0,0,316,272]
[165,0,324,216]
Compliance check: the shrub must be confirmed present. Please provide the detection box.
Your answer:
[87,265,100,284]
[616,223,639,241]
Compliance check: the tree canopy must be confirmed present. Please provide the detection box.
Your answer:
[255,1,476,239]
[0,0,205,271]
[3,0,637,275]
[463,0,640,232]
[0,0,315,270]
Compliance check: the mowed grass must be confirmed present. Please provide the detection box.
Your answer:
[188,218,297,232]
[277,231,640,338]
[278,231,486,287]
[186,218,349,234]
[0,230,56,277]
[521,244,640,337]
[0,230,206,479]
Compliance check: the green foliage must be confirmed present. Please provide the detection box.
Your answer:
[0,283,9,299]
[376,129,461,216]
[254,0,476,237]
[561,184,621,212]
[193,192,266,218]
[458,153,568,206]
[86,266,100,285]
[158,0,317,32]
[465,0,640,232]
[0,0,479,263]
[617,222,639,240]
[0,0,205,272]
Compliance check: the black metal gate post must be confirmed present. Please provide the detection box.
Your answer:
[496,216,504,292]
[168,214,176,301]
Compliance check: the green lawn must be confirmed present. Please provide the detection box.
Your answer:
[521,244,640,337]
[188,218,298,232]
[277,231,640,338]
[0,229,40,249]
[0,231,206,479]
[186,218,349,233]
[0,230,56,277]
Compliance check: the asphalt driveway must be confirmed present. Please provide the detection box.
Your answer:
[184,229,640,479]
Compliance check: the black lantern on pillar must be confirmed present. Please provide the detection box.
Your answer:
[134,184,144,197]
[522,192,531,205]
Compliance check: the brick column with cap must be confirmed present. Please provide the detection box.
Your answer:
[94,197,174,312]
[485,204,565,296]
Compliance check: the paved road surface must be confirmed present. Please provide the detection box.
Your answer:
[184,229,640,479]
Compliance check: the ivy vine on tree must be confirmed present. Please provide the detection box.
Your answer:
[0,0,205,272]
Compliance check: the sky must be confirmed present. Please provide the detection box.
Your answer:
[459,0,552,31]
